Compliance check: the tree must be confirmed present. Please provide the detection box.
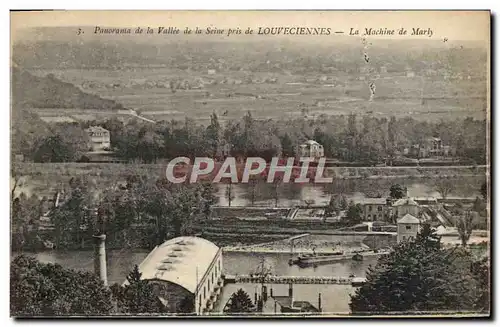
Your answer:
[324,195,339,218]
[390,184,407,199]
[111,265,168,315]
[272,176,282,207]
[206,112,221,159]
[346,201,363,224]
[33,135,78,163]
[98,186,138,247]
[51,177,95,248]
[339,195,348,210]
[199,182,217,219]
[225,182,235,207]
[136,128,165,163]
[470,257,490,312]
[32,123,90,163]
[177,295,195,314]
[388,116,397,155]
[11,193,43,249]
[11,255,113,316]
[456,210,474,247]
[472,196,487,218]
[248,176,259,206]
[136,181,201,244]
[11,173,24,204]
[480,182,488,200]
[434,178,454,199]
[345,113,358,161]
[280,133,295,157]
[224,289,255,314]
[350,224,484,314]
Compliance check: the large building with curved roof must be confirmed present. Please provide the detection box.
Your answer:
[132,236,223,314]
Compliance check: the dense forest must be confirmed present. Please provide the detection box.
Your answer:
[12,109,487,165]
[11,174,217,250]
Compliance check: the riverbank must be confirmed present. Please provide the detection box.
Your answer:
[222,234,374,255]
[13,162,487,197]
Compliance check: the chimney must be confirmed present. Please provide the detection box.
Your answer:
[288,283,294,307]
[93,234,108,286]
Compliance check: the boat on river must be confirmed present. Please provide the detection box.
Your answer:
[290,249,391,267]
[289,251,348,267]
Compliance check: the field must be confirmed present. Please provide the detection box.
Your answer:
[29,67,487,124]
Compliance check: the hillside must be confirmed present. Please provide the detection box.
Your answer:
[11,65,123,110]
[11,27,488,78]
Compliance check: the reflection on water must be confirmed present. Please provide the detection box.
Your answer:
[223,252,378,277]
[215,177,483,207]
[13,250,379,314]
[217,252,379,314]
[218,283,356,314]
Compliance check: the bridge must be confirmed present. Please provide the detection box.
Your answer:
[223,274,366,287]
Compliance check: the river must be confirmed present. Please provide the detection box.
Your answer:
[214,177,483,207]
[15,169,483,206]
[13,249,379,314]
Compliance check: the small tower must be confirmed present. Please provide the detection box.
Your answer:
[397,214,420,243]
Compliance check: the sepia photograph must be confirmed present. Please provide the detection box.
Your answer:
[9,10,490,318]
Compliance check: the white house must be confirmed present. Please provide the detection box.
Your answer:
[298,140,325,159]
[397,214,420,243]
[85,126,111,152]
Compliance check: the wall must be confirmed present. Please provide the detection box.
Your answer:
[362,234,397,249]
[211,206,291,220]
[362,204,391,221]
[397,223,419,243]
[195,249,223,314]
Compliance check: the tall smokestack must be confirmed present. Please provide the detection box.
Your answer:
[318,292,322,312]
[288,283,294,308]
[93,234,108,286]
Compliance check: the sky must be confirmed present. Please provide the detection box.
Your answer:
[10,10,490,43]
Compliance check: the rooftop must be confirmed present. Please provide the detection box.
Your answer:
[358,198,387,205]
[393,197,418,206]
[413,197,438,202]
[131,236,220,293]
[397,214,420,224]
[302,140,321,146]
[85,126,109,133]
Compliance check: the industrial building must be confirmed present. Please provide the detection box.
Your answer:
[131,236,223,314]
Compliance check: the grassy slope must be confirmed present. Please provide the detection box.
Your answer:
[11,66,123,110]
